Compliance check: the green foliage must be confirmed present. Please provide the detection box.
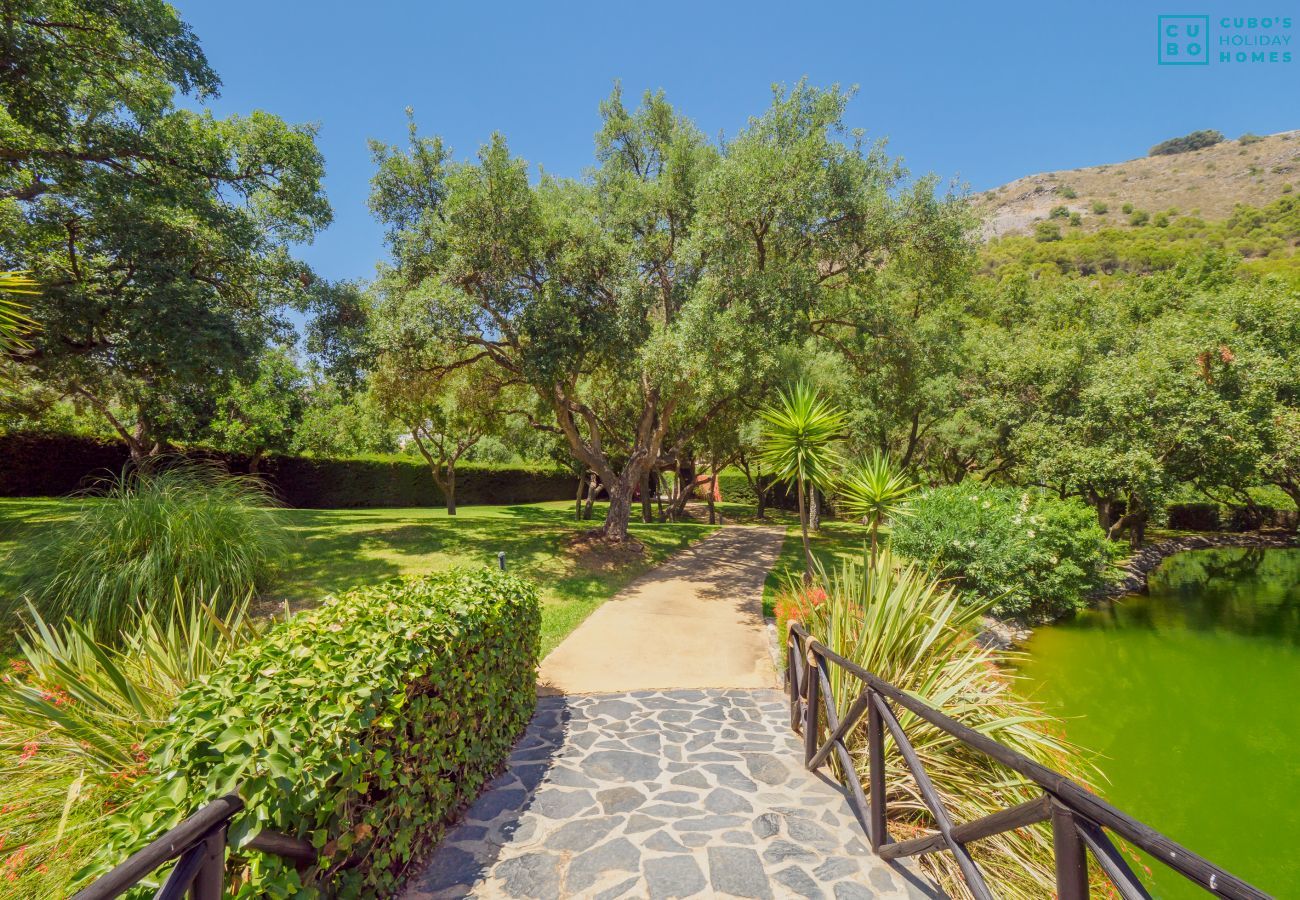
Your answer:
[1059,185,1078,199]
[1121,202,1135,214]
[293,379,399,457]
[1128,209,1150,226]
[1,2,331,457]
[205,348,306,462]
[1149,129,1225,156]
[759,382,845,493]
[1033,222,1062,242]
[1068,212,1082,227]
[781,550,1096,895]
[0,271,38,357]
[0,590,266,897]
[4,463,285,636]
[1091,200,1109,215]
[94,569,541,898]
[1239,132,1265,145]
[1049,205,1070,220]
[835,451,917,558]
[890,486,1111,618]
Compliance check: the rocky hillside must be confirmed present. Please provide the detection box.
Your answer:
[974,130,1300,239]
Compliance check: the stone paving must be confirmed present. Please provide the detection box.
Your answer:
[403,689,938,899]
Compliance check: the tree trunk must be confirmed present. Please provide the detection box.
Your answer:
[707,468,717,525]
[446,464,457,516]
[798,473,814,585]
[640,470,653,523]
[248,449,264,475]
[808,485,821,531]
[576,472,585,521]
[583,473,599,520]
[601,477,636,541]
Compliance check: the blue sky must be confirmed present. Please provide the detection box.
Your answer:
[175,1,1300,285]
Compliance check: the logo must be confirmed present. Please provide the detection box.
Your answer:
[1159,15,1210,64]
[1158,15,1294,65]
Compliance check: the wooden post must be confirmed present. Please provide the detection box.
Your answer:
[1052,801,1088,900]
[803,650,820,767]
[191,827,226,900]
[867,689,887,851]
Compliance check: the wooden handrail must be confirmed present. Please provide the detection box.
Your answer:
[787,622,1272,900]
[72,792,316,900]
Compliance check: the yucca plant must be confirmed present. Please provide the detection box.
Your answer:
[784,550,1100,898]
[5,462,286,638]
[759,381,845,581]
[836,451,919,565]
[0,589,267,897]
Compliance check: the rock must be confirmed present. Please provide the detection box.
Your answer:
[531,789,594,819]
[543,816,622,852]
[495,853,561,899]
[707,846,773,899]
[584,749,662,782]
[597,786,645,814]
[565,837,641,893]
[773,865,826,899]
[644,854,708,899]
[705,787,753,814]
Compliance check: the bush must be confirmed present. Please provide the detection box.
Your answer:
[4,463,285,637]
[1239,132,1264,145]
[1128,210,1150,226]
[782,551,1098,896]
[1149,129,1225,156]
[1068,212,1082,227]
[1091,200,1109,214]
[94,569,541,898]
[0,590,266,898]
[1121,202,1134,214]
[1059,185,1078,199]
[0,432,574,508]
[1048,205,1069,220]
[1033,222,1062,243]
[890,486,1111,619]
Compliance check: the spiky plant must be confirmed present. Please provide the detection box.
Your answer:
[759,381,845,581]
[0,270,38,362]
[786,550,1099,898]
[0,589,268,897]
[4,462,286,637]
[836,451,918,564]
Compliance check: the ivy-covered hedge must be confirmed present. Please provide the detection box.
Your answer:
[92,569,540,897]
[0,431,573,507]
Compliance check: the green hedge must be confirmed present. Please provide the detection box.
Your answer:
[0,432,573,507]
[93,569,540,897]
[891,486,1112,620]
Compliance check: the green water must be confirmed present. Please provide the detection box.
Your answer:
[1020,548,1300,897]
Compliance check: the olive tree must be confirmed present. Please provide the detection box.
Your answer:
[369,83,931,541]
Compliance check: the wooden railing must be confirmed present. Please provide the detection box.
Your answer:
[71,793,314,900]
[786,622,1272,900]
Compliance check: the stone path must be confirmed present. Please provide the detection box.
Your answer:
[538,527,784,694]
[403,690,936,899]
[403,525,939,898]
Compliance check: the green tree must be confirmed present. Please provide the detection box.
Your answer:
[0,2,331,461]
[205,347,306,471]
[0,271,38,358]
[759,381,845,580]
[294,377,398,457]
[369,83,938,541]
[837,450,918,564]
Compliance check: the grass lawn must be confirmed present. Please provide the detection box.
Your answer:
[760,519,874,616]
[0,498,716,656]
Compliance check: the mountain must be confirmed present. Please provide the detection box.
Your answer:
[973,130,1300,239]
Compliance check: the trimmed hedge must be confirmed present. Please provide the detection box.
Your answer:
[0,432,573,508]
[92,568,540,898]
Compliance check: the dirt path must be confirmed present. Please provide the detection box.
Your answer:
[538,527,785,695]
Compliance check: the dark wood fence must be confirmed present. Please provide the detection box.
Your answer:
[70,793,314,900]
[786,622,1271,899]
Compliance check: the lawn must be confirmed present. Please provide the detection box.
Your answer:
[760,519,874,616]
[0,498,716,656]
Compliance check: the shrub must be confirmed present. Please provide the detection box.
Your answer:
[94,569,540,897]
[4,463,285,637]
[1284,183,1294,193]
[1149,129,1225,156]
[1121,202,1134,214]
[1091,200,1109,214]
[1239,132,1264,145]
[0,590,266,898]
[1033,222,1062,242]
[1128,209,1150,226]
[793,551,1098,897]
[1048,205,1069,219]
[890,485,1111,619]
[1059,185,1077,199]
[1068,212,1082,227]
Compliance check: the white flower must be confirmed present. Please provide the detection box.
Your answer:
[1026,529,1036,538]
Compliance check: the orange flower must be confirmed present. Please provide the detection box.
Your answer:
[18,741,38,763]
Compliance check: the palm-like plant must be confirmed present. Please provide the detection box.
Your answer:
[759,381,845,581]
[0,269,39,355]
[788,551,1098,898]
[837,451,919,564]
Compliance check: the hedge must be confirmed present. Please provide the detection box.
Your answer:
[91,568,541,897]
[0,432,574,508]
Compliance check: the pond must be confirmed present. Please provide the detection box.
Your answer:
[1019,547,1300,897]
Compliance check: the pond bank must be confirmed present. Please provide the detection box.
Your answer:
[977,530,1299,650]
